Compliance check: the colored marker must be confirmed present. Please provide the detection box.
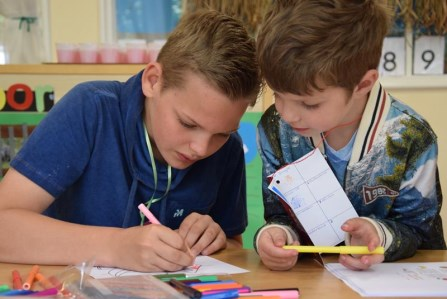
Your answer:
[35,272,54,290]
[0,289,36,296]
[155,273,186,280]
[159,275,219,283]
[0,284,10,293]
[201,289,239,299]
[181,277,218,283]
[11,270,23,290]
[188,279,238,287]
[48,276,71,296]
[239,288,300,299]
[169,279,202,299]
[138,203,160,224]
[23,265,40,290]
[202,287,251,295]
[184,275,219,282]
[283,245,384,255]
[191,281,245,292]
[139,203,198,267]
[30,287,59,297]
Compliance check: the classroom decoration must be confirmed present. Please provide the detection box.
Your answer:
[0,83,53,178]
[184,1,447,37]
[183,1,447,75]
[386,0,447,35]
[1,83,54,112]
[379,36,406,76]
[182,0,271,36]
[383,1,447,74]
[238,113,264,249]
[413,35,445,74]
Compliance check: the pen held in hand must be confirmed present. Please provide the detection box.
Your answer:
[283,245,384,255]
[137,203,199,268]
[138,203,160,224]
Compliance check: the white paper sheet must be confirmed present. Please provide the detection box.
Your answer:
[326,262,447,297]
[268,149,358,245]
[87,256,249,279]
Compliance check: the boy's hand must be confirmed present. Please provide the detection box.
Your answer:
[339,218,385,270]
[112,225,194,272]
[178,212,226,256]
[257,227,299,271]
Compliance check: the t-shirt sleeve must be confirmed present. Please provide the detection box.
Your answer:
[10,83,100,197]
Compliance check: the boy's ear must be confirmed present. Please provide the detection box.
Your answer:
[141,62,162,97]
[355,69,378,95]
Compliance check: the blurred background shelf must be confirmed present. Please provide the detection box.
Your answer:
[0,64,146,75]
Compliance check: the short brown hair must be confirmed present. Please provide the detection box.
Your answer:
[157,9,262,105]
[257,0,392,95]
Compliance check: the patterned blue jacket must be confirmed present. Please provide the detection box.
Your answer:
[255,82,446,261]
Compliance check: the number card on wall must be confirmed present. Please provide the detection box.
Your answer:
[379,37,405,76]
[413,35,445,75]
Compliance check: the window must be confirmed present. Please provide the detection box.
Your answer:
[101,0,181,44]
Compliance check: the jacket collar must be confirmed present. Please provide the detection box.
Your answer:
[308,81,391,165]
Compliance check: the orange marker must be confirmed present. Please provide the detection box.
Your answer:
[35,272,54,290]
[192,282,244,291]
[11,270,22,290]
[22,265,39,290]
[48,276,71,296]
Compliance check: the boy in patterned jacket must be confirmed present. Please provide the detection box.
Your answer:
[254,0,446,271]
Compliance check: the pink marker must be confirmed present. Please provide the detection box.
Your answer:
[239,288,300,299]
[30,287,59,297]
[138,204,199,268]
[138,203,160,224]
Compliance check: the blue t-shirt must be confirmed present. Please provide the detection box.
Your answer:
[324,131,357,185]
[10,72,248,237]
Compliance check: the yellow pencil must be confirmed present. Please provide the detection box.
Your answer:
[283,245,384,255]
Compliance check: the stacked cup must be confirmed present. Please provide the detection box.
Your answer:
[56,40,167,64]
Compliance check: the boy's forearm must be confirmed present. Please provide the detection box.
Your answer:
[0,209,119,266]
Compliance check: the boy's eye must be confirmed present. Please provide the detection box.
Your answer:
[218,133,231,138]
[303,103,319,110]
[180,120,195,129]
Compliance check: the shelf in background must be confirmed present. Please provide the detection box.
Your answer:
[0,64,146,75]
[1,64,447,90]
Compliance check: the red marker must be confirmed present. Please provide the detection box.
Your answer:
[11,270,22,290]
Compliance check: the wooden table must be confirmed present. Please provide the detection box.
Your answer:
[0,249,446,298]
[213,249,447,299]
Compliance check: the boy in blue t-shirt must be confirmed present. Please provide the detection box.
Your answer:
[254,0,445,271]
[0,10,261,272]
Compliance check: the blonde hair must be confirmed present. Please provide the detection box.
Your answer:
[157,9,262,105]
[257,0,392,95]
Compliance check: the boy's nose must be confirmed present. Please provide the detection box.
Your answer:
[189,136,211,158]
[276,101,300,125]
